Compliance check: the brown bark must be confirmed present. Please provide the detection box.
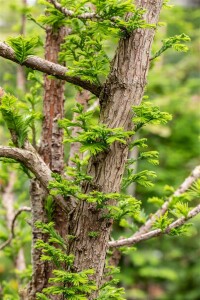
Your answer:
[67,1,163,299]
[17,0,27,92]
[29,26,67,298]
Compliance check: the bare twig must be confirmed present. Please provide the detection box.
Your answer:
[0,42,101,97]
[109,204,200,248]
[0,207,31,250]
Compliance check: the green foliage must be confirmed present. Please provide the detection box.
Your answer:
[153,212,174,231]
[172,201,190,218]
[1,281,20,300]
[38,0,66,29]
[49,173,141,221]
[7,35,40,64]
[88,231,99,238]
[38,0,154,83]
[122,169,157,190]
[98,265,126,300]
[60,103,135,155]
[152,33,190,60]
[44,196,55,222]
[188,179,200,199]
[97,285,126,300]
[0,93,35,147]
[132,101,172,131]
[60,28,110,84]
[35,222,96,300]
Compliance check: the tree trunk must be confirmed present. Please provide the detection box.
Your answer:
[28,1,163,299]
[67,1,163,299]
[28,25,67,299]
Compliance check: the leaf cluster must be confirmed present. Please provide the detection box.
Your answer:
[7,35,40,64]
[0,93,35,147]
[152,33,190,60]
[35,222,96,300]
[59,103,134,155]
[132,101,172,131]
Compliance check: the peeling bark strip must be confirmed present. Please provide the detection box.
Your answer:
[0,42,101,97]
[67,1,163,298]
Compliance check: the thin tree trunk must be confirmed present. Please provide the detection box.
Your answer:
[17,0,27,92]
[28,25,67,299]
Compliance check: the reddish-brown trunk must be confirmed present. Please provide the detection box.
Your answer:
[28,26,67,299]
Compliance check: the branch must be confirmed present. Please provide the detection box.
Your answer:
[0,42,101,97]
[0,206,31,251]
[0,145,69,211]
[109,204,200,248]
[134,165,200,237]
[49,0,106,20]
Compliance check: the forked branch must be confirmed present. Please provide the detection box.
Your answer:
[109,165,200,248]
[109,204,200,248]
[134,165,200,236]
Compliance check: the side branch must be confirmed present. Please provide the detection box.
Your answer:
[0,42,101,97]
[134,165,200,236]
[109,204,200,248]
[50,0,107,20]
[0,145,69,211]
[0,206,31,251]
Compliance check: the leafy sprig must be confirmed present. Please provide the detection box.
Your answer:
[7,35,40,64]
[0,93,35,147]
[151,33,190,60]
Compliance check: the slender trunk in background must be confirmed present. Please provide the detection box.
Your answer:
[2,172,26,271]
[17,0,27,91]
[28,25,66,299]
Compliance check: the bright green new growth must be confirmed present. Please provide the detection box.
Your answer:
[35,222,97,300]
[0,93,35,147]
[37,0,155,83]
[59,103,135,155]
[7,35,40,64]
[151,33,190,60]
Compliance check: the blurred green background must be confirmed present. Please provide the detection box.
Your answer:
[0,0,199,299]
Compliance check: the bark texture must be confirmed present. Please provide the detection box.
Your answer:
[67,1,163,298]
[29,26,67,299]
